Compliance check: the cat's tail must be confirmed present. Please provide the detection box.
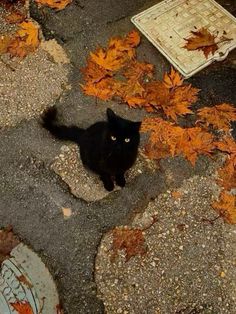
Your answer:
[41,106,84,144]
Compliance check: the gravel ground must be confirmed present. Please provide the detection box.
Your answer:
[0,47,69,128]
[95,173,236,314]
[51,144,156,202]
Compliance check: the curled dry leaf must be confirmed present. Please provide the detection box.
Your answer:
[212,191,236,224]
[197,103,236,131]
[111,226,147,261]
[35,0,72,10]
[10,301,33,314]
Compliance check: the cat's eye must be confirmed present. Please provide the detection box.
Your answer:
[111,135,116,141]
[125,138,130,143]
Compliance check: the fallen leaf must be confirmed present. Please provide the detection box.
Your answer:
[212,191,236,224]
[215,136,236,190]
[0,35,12,54]
[62,207,72,218]
[10,301,33,314]
[197,103,236,131]
[111,226,147,261]
[141,118,215,165]
[5,10,26,24]
[163,66,184,89]
[123,60,154,82]
[0,225,19,264]
[7,20,40,58]
[35,0,72,10]
[56,303,64,314]
[175,127,215,165]
[184,27,231,58]
[81,78,116,100]
[90,31,140,72]
[81,59,111,83]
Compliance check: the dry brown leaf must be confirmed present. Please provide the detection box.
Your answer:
[184,27,232,58]
[90,31,140,72]
[81,78,116,100]
[175,127,215,165]
[217,157,236,191]
[0,35,12,54]
[141,118,215,165]
[0,225,19,264]
[215,136,236,190]
[197,103,236,131]
[7,20,40,58]
[212,191,236,224]
[35,0,72,10]
[81,59,111,83]
[111,226,147,261]
[5,10,26,24]
[10,301,33,314]
[163,66,184,89]
[123,60,154,81]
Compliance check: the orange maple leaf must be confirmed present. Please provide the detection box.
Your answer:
[81,59,111,83]
[90,31,140,71]
[163,66,184,89]
[35,0,72,10]
[7,20,40,58]
[141,118,215,165]
[212,191,236,224]
[80,78,116,100]
[175,127,215,165]
[111,226,147,261]
[123,60,154,81]
[184,27,232,58]
[10,301,33,314]
[197,103,236,131]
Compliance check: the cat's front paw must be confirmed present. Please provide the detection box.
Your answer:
[115,174,126,187]
[100,175,114,192]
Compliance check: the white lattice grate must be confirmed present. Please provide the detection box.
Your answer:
[132,0,236,77]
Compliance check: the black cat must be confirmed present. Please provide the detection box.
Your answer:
[42,107,141,191]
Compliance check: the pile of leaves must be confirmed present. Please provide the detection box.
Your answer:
[81,31,200,122]
[81,31,236,227]
[0,0,72,58]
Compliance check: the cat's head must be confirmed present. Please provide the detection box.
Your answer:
[106,108,141,150]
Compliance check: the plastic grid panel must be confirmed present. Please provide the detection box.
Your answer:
[132,0,236,77]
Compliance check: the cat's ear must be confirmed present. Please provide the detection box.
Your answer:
[133,121,142,131]
[107,108,117,123]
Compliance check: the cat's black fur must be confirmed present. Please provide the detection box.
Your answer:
[42,107,141,191]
